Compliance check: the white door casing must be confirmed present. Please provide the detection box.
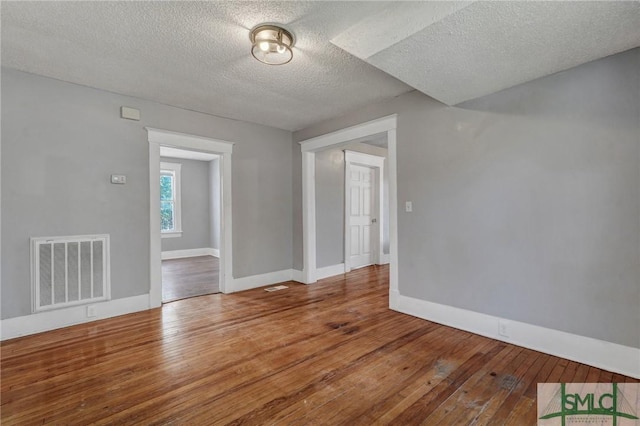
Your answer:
[299,114,398,311]
[349,164,374,269]
[147,128,234,308]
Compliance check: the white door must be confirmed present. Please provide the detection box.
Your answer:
[349,165,375,269]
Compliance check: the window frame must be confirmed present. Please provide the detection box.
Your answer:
[160,162,182,238]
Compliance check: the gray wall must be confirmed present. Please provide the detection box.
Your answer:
[1,68,293,320]
[315,143,389,268]
[294,48,640,348]
[160,157,211,252]
[209,158,221,251]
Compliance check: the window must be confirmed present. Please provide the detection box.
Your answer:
[160,162,182,237]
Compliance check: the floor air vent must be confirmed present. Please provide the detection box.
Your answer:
[265,285,289,292]
[31,234,110,312]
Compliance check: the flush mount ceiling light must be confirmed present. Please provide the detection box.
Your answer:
[249,24,295,65]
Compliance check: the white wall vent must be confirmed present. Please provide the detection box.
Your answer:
[31,234,110,313]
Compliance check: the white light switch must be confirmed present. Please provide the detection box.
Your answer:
[405,201,413,212]
[111,174,127,184]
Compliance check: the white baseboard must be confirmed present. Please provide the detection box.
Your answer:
[231,267,337,291]
[389,289,400,310]
[0,294,150,341]
[161,247,218,260]
[393,294,640,379]
[316,263,346,280]
[1,265,294,339]
[379,253,390,265]
[291,269,305,283]
[231,269,297,293]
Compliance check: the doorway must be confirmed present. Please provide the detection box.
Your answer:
[147,128,234,309]
[299,114,399,305]
[158,147,221,302]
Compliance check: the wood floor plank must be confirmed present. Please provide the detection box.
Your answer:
[162,255,219,302]
[523,355,559,400]
[288,328,483,425]
[572,363,591,383]
[360,329,491,424]
[478,349,543,425]
[384,341,506,424]
[188,325,443,425]
[424,345,523,425]
[504,397,536,426]
[449,347,541,426]
[584,366,602,383]
[598,369,614,383]
[1,264,637,425]
[370,336,495,425]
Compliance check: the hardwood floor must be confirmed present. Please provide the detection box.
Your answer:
[1,265,637,425]
[162,255,219,302]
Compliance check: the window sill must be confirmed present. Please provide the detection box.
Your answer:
[161,231,183,239]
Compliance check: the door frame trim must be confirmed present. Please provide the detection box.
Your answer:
[147,127,233,307]
[299,114,398,303]
[344,150,385,272]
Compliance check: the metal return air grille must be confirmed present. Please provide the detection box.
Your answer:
[31,235,110,312]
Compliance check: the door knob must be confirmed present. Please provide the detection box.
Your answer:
[371,218,377,223]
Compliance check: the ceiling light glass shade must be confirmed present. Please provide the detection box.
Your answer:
[250,24,294,65]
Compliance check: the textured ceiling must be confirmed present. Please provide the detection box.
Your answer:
[2,2,639,131]
[332,1,640,106]
[0,1,411,131]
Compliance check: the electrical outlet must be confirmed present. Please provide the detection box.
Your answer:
[405,201,413,212]
[86,305,96,318]
[498,319,509,337]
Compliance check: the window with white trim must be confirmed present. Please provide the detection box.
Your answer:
[160,162,182,238]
